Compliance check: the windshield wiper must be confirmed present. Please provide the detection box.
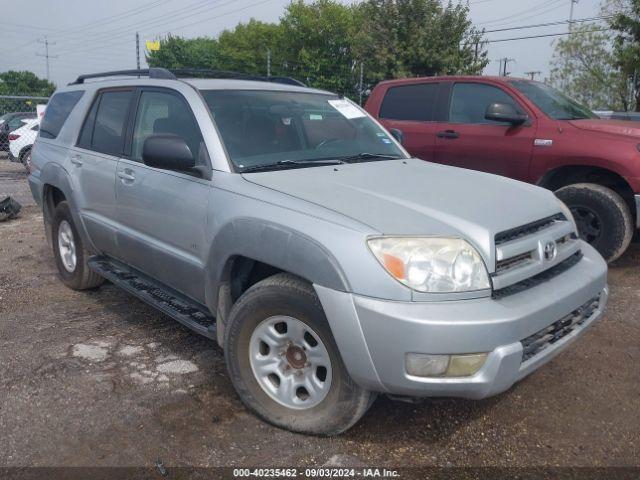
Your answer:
[239,159,345,173]
[335,152,403,163]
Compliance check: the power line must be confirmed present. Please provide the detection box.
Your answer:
[482,15,613,34]
[486,27,612,44]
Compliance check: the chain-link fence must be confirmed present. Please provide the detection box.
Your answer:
[0,95,48,161]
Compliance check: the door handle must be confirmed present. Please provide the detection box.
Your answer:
[70,154,83,166]
[117,171,135,182]
[436,130,460,139]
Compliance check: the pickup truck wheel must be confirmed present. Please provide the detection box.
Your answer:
[224,273,374,436]
[555,183,633,262]
[52,201,104,290]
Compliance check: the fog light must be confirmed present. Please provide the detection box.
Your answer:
[405,353,488,378]
[447,353,487,377]
[405,353,449,377]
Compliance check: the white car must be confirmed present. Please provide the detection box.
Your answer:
[9,117,39,171]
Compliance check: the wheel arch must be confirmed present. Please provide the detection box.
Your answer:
[537,165,636,221]
[205,219,351,344]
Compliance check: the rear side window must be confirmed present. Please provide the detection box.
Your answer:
[78,90,133,156]
[40,91,84,139]
[379,83,438,121]
[449,83,524,124]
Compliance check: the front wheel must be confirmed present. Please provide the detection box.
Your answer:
[555,183,633,262]
[224,273,374,436]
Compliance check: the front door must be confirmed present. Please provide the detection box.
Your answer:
[115,88,210,303]
[434,82,536,182]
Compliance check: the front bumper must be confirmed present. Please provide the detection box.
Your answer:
[315,241,608,399]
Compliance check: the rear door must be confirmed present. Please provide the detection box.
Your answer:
[115,87,210,303]
[433,82,536,182]
[376,82,443,161]
[72,88,134,255]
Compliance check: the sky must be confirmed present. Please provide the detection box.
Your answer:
[0,0,603,89]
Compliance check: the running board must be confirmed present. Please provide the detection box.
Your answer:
[88,256,216,339]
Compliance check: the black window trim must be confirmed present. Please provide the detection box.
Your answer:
[444,81,532,127]
[74,86,136,158]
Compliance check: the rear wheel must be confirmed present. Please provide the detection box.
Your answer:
[555,183,633,262]
[21,149,32,173]
[52,201,104,290]
[224,273,374,435]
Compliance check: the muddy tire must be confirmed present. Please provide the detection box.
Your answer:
[224,273,374,436]
[52,201,104,290]
[555,183,633,262]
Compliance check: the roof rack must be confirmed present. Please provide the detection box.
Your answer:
[69,68,176,85]
[68,67,307,87]
[170,69,306,87]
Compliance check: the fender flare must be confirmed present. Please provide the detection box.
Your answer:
[204,218,351,312]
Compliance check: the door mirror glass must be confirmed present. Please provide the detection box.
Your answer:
[389,128,404,145]
[143,134,195,172]
[485,103,528,125]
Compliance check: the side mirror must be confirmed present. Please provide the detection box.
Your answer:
[142,134,195,172]
[485,103,528,125]
[389,128,404,145]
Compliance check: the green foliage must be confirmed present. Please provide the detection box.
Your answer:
[0,70,55,96]
[549,23,631,111]
[608,0,640,110]
[355,0,488,82]
[146,0,487,101]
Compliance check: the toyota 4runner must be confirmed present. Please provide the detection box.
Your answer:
[29,69,608,435]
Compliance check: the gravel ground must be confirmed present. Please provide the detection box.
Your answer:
[0,157,638,470]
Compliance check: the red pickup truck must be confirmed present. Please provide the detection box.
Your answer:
[366,76,640,262]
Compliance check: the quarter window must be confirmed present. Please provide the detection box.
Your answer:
[131,90,203,162]
[449,83,524,124]
[40,91,84,139]
[379,83,438,121]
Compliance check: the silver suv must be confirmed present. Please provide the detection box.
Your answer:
[29,69,608,435]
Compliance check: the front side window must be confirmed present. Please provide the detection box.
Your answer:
[90,90,133,156]
[449,83,524,124]
[200,90,406,171]
[379,83,439,121]
[131,90,204,161]
[40,90,83,139]
[510,80,596,120]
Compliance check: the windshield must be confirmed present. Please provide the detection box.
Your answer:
[200,90,406,171]
[510,80,597,121]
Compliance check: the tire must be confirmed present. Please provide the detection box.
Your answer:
[52,201,104,290]
[224,273,374,436]
[21,148,32,173]
[555,183,633,262]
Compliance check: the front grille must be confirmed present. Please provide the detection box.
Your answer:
[493,252,582,299]
[492,213,580,295]
[495,213,566,246]
[521,294,600,363]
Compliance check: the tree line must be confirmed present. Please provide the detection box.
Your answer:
[146,0,488,101]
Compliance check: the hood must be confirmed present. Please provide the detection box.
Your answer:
[243,158,564,260]
[569,119,640,139]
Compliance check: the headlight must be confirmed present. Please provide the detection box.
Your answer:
[367,237,490,293]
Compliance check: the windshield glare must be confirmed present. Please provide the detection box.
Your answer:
[510,80,597,121]
[200,90,406,171]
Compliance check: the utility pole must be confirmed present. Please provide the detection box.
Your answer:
[359,62,364,106]
[267,49,271,77]
[498,57,514,77]
[36,35,57,81]
[524,71,542,80]
[136,32,141,70]
[569,0,579,32]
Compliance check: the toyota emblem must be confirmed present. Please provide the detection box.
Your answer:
[543,241,557,261]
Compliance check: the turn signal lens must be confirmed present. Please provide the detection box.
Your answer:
[405,353,488,378]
